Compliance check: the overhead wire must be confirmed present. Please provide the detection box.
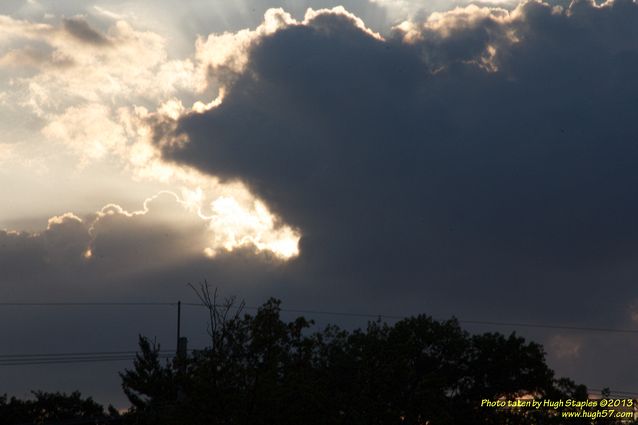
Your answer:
[2,301,638,335]
[2,300,638,396]
[0,349,175,366]
[2,294,638,397]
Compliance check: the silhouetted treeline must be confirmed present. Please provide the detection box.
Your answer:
[3,294,635,425]
[0,391,120,424]
[120,292,631,425]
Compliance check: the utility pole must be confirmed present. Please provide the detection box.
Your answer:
[177,300,181,352]
[176,301,188,360]
[176,300,187,402]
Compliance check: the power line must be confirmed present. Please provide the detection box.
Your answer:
[3,354,637,400]
[0,346,208,361]
[0,356,146,367]
[0,317,636,400]
[179,302,638,334]
[12,416,123,425]
[453,320,638,335]
[589,388,638,398]
[0,353,170,367]
[0,348,202,367]
[0,302,176,307]
[2,301,638,335]
[0,350,169,359]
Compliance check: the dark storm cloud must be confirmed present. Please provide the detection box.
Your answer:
[62,17,110,45]
[158,0,638,324]
[0,230,47,280]
[0,195,200,294]
[0,214,88,283]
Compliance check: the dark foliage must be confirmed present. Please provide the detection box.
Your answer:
[120,292,634,425]
[0,391,119,425]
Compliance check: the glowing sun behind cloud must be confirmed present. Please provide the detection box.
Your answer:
[0,9,301,261]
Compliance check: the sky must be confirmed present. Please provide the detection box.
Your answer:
[1,0,638,407]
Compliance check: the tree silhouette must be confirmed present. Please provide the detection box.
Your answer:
[120,289,637,425]
[0,391,119,425]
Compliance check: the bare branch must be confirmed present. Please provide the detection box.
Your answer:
[188,281,244,351]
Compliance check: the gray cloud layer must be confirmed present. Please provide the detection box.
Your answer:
[63,17,111,45]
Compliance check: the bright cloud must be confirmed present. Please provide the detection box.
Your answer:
[0,10,301,259]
